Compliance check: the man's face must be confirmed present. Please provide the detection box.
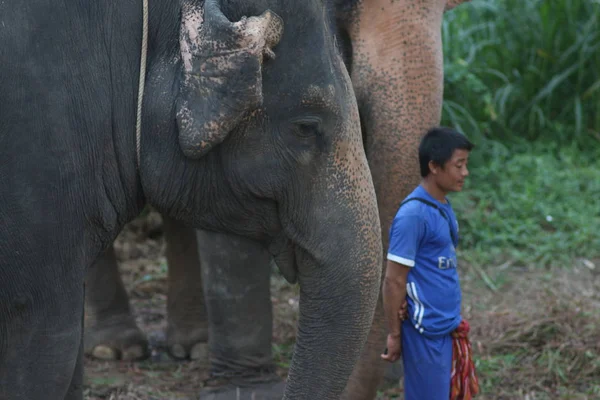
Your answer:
[430,148,470,193]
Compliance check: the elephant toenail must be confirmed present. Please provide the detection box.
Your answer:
[92,345,118,360]
[170,344,187,359]
[190,342,209,361]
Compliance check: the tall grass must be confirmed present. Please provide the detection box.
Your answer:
[440,0,600,266]
[441,0,600,151]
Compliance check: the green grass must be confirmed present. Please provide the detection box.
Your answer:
[474,353,519,393]
[449,141,600,267]
[440,0,600,267]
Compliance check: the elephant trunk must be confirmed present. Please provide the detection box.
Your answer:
[283,228,382,399]
[281,137,383,399]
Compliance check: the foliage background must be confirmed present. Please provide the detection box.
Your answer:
[441,0,600,267]
[430,1,600,398]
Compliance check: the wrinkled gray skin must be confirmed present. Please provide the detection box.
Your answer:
[85,0,471,398]
[0,0,384,399]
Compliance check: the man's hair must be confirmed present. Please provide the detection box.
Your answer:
[419,127,474,177]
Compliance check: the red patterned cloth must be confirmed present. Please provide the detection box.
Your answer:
[450,319,480,400]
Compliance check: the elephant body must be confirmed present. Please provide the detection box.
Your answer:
[84,0,472,399]
[0,1,384,399]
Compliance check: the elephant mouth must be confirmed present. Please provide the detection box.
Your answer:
[267,234,298,284]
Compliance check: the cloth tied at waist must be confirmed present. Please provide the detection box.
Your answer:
[450,319,479,400]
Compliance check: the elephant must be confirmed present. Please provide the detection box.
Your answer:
[336,0,471,397]
[0,0,385,399]
[83,0,473,398]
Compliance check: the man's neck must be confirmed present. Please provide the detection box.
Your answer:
[420,179,448,204]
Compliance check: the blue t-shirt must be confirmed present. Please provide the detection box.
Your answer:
[387,185,462,337]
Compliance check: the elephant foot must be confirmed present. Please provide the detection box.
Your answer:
[166,324,209,361]
[84,314,148,361]
[200,375,286,400]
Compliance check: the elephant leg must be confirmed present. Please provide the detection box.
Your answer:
[162,215,209,361]
[84,244,148,361]
[65,290,85,400]
[1,273,84,400]
[195,229,284,400]
[339,0,448,398]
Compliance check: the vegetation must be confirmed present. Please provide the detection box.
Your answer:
[442,0,600,149]
[441,0,600,267]
[452,144,599,268]
[433,2,600,399]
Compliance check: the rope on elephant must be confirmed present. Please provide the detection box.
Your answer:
[450,319,480,400]
[136,0,149,168]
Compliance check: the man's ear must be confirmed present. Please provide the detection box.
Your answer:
[428,160,439,175]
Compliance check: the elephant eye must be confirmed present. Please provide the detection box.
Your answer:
[292,117,323,139]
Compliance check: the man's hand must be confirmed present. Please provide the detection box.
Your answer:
[399,299,408,321]
[381,334,402,363]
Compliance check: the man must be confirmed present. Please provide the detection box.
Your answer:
[381,126,479,399]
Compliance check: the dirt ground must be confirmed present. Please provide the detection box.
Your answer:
[83,212,600,400]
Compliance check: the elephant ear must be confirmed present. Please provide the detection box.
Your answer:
[177,0,284,159]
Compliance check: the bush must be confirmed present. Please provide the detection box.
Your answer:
[442,0,600,151]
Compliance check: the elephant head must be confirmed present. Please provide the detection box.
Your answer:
[144,0,383,397]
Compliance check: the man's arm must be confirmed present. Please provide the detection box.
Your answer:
[381,259,411,362]
[381,212,424,362]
